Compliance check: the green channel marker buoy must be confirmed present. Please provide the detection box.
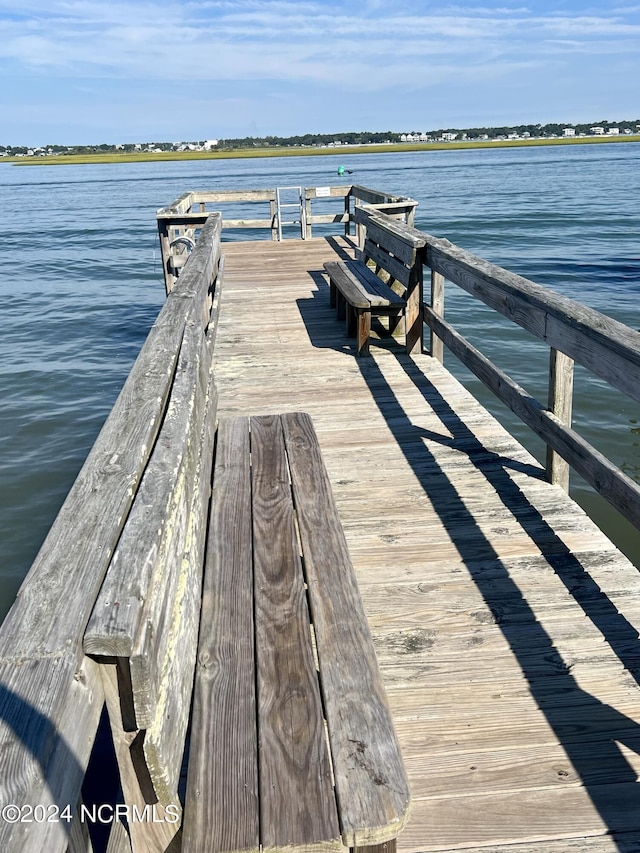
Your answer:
[337,165,345,176]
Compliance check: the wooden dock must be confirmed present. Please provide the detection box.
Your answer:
[4,186,640,853]
[216,236,640,853]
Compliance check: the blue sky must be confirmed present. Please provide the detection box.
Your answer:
[1,0,639,145]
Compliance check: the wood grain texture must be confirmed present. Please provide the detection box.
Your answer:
[323,262,371,308]
[251,414,341,853]
[182,417,259,853]
[282,414,410,847]
[363,241,411,289]
[546,347,574,490]
[429,270,445,363]
[425,233,640,404]
[142,345,218,806]
[282,413,411,847]
[99,663,179,853]
[0,655,103,852]
[128,329,211,727]
[348,262,406,306]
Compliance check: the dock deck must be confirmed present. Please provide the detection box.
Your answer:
[216,236,640,853]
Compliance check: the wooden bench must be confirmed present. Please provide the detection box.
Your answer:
[324,259,406,357]
[183,412,410,853]
[83,408,410,853]
[324,213,426,356]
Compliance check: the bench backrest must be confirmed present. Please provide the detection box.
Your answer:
[0,211,222,852]
[353,208,428,354]
[82,228,222,831]
[354,207,426,289]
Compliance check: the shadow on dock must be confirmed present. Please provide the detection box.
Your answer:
[354,348,640,851]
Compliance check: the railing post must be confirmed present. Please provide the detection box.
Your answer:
[270,198,277,241]
[405,248,425,355]
[305,193,312,239]
[546,348,574,490]
[356,203,365,251]
[430,270,445,363]
[157,218,175,295]
[344,193,351,237]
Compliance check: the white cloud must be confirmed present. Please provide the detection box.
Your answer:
[1,0,639,140]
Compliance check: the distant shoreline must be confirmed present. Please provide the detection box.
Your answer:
[6,133,640,166]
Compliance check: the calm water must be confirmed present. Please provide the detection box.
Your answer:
[1,144,639,621]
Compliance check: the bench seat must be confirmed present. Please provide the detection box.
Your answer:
[183,412,411,853]
[324,260,406,356]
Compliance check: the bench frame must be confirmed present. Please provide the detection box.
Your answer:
[324,211,427,357]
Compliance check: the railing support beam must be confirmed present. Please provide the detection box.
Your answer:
[546,348,575,490]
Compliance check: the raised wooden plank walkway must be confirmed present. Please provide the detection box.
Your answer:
[215,236,640,853]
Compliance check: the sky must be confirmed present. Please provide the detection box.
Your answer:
[0,0,639,146]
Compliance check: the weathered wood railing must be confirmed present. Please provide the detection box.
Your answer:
[0,213,222,852]
[360,208,640,532]
[157,184,417,292]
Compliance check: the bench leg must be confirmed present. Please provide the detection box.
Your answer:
[337,291,346,320]
[346,302,357,337]
[357,309,371,356]
[388,310,404,339]
[329,279,336,308]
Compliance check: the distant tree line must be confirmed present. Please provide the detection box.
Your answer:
[2,120,639,156]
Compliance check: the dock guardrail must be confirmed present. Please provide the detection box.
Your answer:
[354,205,640,533]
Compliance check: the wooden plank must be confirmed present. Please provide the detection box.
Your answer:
[365,220,418,266]
[84,215,220,670]
[128,328,210,727]
[0,655,104,852]
[429,270,445,363]
[222,218,273,229]
[351,186,397,205]
[399,783,640,851]
[353,210,423,249]
[364,240,412,288]
[99,662,180,853]
[324,261,371,308]
[306,186,350,199]
[347,261,406,306]
[546,348,574,490]
[251,414,341,853]
[142,347,218,806]
[66,798,94,853]
[308,213,350,225]
[194,188,275,202]
[0,211,220,844]
[182,417,259,853]
[404,260,424,356]
[282,412,411,848]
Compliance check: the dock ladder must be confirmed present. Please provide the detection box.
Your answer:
[275,186,307,240]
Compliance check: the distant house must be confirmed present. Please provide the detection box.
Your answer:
[563,128,575,137]
[607,128,620,135]
[590,127,605,135]
[203,139,219,150]
[441,132,457,142]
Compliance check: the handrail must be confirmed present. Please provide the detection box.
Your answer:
[156,185,418,292]
[353,204,640,531]
[416,225,640,527]
[0,213,222,852]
